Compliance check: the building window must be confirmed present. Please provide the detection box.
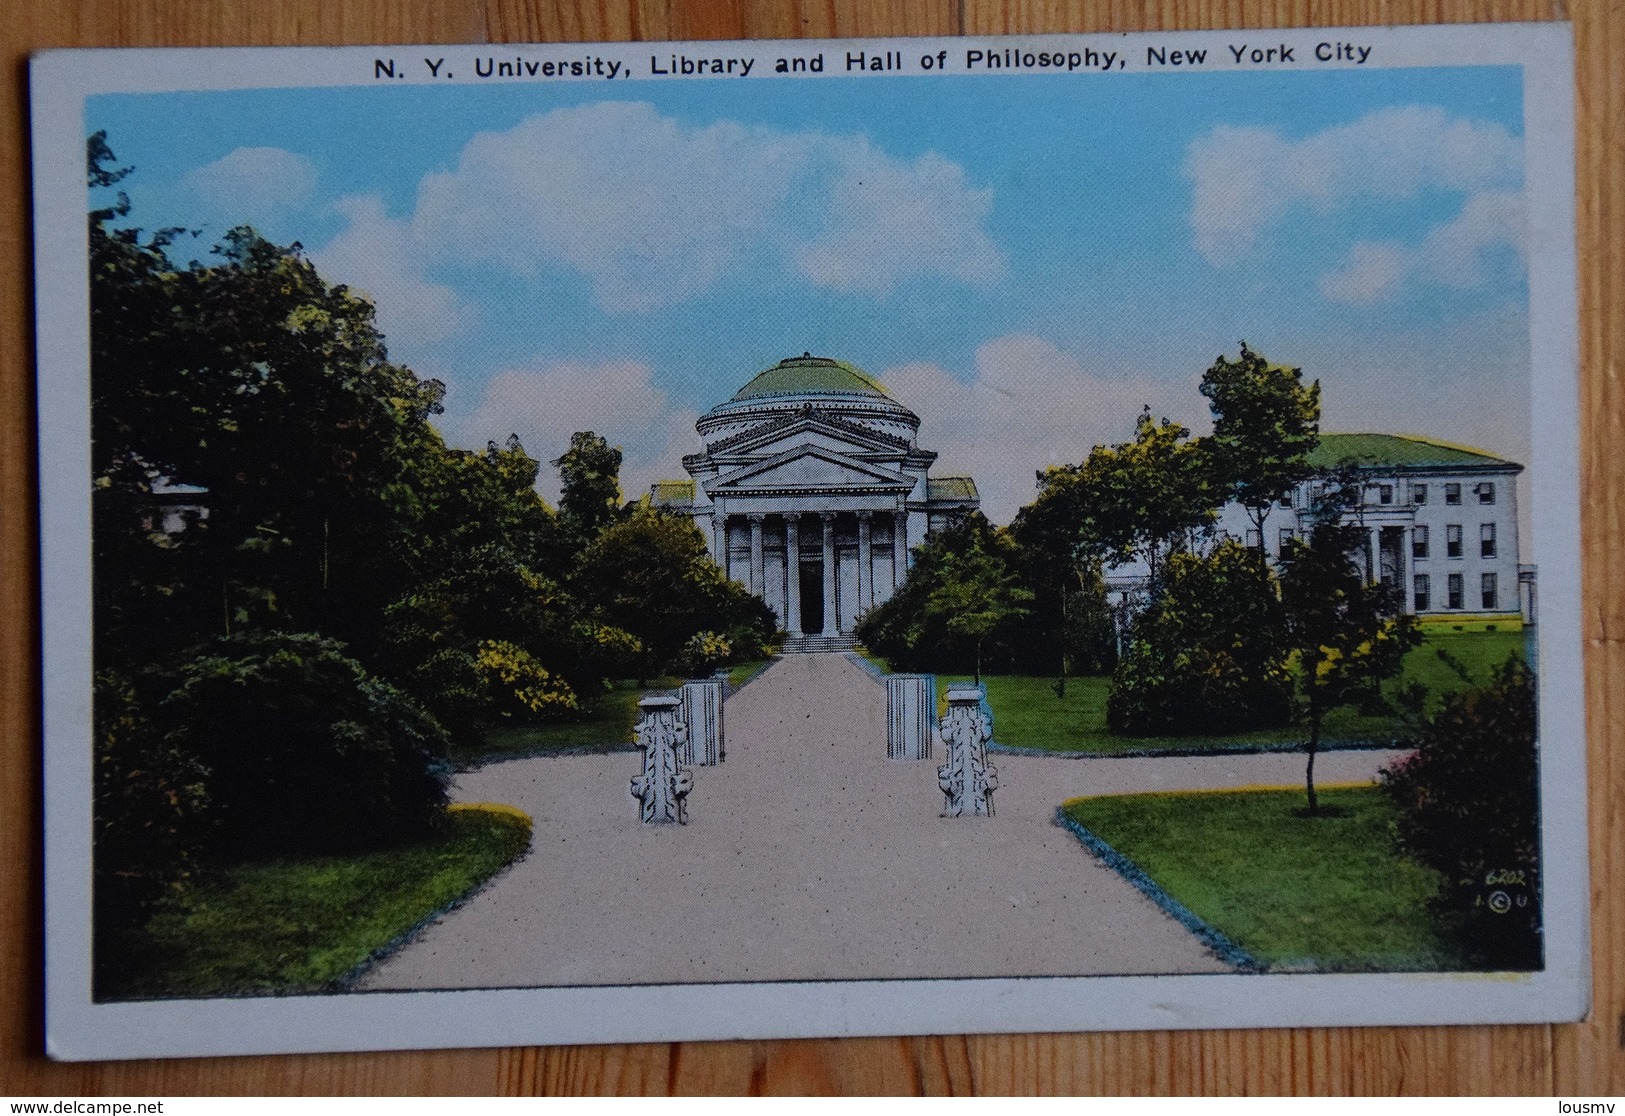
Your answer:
[1378,484,1393,505]
[1445,483,1462,505]
[1446,524,1463,558]
[1245,528,1262,549]
[1482,572,1498,610]
[1412,525,1429,559]
[1480,523,1497,559]
[1412,483,1428,505]
[1447,573,1464,610]
[1478,482,1496,505]
[1414,574,1431,612]
[1278,527,1295,555]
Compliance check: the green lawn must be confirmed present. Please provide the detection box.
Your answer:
[727,659,772,688]
[933,628,1524,754]
[458,678,680,763]
[1063,786,1462,972]
[100,803,533,1000]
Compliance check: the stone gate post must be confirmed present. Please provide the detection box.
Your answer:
[630,694,691,824]
[937,686,998,817]
[680,677,725,766]
[885,674,934,760]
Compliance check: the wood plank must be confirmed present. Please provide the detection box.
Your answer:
[1,0,1617,1095]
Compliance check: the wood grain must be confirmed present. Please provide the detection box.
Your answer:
[2,0,1618,1096]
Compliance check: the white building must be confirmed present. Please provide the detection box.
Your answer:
[651,354,979,646]
[1207,433,1529,620]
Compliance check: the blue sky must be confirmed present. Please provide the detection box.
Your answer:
[88,65,1530,522]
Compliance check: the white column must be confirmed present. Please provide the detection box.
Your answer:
[821,512,838,635]
[748,514,765,598]
[1368,526,1382,583]
[1402,526,1415,614]
[785,516,803,637]
[893,511,908,583]
[711,512,726,569]
[857,511,874,611]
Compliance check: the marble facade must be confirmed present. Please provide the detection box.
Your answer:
[651,355,978,640]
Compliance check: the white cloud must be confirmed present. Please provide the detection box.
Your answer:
[797,143,1005,295]
[183,146,317,224]
[311,195,476,348]
[1317,242,1409,304]
[1185,105,1522,266]
[883,335,1194,525]
[436,359,699,504]
[401,101,1002,312]
[1318,190,1525,305]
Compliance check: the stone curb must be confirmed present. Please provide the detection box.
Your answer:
[994,739,1406,760]
[1054,807,1262,974]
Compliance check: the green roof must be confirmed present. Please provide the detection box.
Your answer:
[927,476,980,503]
[731,354,893,402]
[649,479,695,507]
[1307,434,1516,470]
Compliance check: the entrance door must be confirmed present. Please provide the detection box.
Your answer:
[799,560,824,634]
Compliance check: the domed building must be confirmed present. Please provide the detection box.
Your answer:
[650,354,979,647]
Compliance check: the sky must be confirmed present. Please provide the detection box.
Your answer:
[87,65,1531,525]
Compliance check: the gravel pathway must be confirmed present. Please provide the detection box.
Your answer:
[357,655,1405,991]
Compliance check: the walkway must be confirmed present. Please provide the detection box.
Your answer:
[357,655,1404,991]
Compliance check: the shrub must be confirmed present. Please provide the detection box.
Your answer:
[160,632,450,858]
[1380,656,1541,969]
[1107,541,1293,735]
[93,669,210,989]
[672,630,732,677]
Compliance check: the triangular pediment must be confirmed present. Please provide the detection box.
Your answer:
[708,446,913,494]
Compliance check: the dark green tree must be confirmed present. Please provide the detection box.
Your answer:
[1106,540,1293,735]
[1028,407,1215,587]
[1278,523,1422,815]
[574,506,774,681]
[1200,342,1321,561]
[924,543,1034,685]
[554,431,624,548]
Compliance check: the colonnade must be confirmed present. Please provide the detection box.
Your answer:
[714,510,908,636]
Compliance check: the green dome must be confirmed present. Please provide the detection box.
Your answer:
[730,354,893,402]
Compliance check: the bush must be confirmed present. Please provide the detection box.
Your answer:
[93,669,210,989]
[672,630,731,677]
[1106,541,1294,735]
[160,632,450,858]
[1380,656,1541,969]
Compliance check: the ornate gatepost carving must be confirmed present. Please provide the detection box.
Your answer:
[630,695,691,824]
[937,686,997,816]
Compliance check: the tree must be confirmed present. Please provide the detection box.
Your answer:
[1200,342,1321,561]
[1277,523,1422,814]
[574,506,774,681]
[1380,656,1541,968]
[1029,407,1215,587]
[924,543,1034,684]
[554,431,624,548]
[1106,540,1293,735]
[855,513,1035,677]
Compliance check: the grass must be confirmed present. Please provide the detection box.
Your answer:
[933,628,1525,754]
[457,678,681,764]
[461,663,773,764]
[100,803,533,1000]
[1063,786,1463,972]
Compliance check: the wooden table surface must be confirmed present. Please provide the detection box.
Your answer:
[2,0,1620,1096]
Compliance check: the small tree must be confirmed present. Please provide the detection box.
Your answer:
[1380,656,1540,969]
[554,431,623,548]
[1278,523,1421,815]
[1200,343,1321,562]
[924,544,1034,685]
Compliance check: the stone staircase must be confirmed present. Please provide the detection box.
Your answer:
[779,633,862,654]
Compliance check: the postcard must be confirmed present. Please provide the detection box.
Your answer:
[32,22,1587,1060]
